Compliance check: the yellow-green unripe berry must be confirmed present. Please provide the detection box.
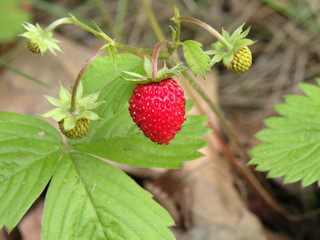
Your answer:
[59,118,90,139]
[225,46,252,73]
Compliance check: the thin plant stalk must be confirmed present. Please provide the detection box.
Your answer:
[70,50,102,113]
[152,41,167,78]
[0,59,52,89]
[176,16,232,50]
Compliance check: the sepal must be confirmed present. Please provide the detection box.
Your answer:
[42,81,104,132]
[209,24,255,71]
[20,22,62,55]
[121,57,186,84]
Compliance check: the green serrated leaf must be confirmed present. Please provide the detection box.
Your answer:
[182,40,210,78]
[250,82,320,187]
[0,112,62,231]
[81,54,145,115]
[299,82,320,101]
[42,152,175,240]
[71,105,210,168]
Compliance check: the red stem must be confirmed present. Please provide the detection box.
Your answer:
[70,49,102,113]
[152,41,167,79]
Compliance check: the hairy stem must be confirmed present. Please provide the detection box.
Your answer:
[69,15,170,59]
[176,16,233,50]
[45,17,73,32]
[70,50,102,113]
[152,41,167,78]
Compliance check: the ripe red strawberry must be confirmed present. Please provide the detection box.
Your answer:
[59,118,90,139]
[129,78,186,145]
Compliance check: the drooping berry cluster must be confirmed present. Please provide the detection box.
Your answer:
[129,78,186,145]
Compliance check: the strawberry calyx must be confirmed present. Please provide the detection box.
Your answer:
[121,56,186,84]
[41,81,104,139]
[20,22,63,55]
[206,24,255,72]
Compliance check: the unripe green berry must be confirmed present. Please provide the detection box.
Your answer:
[225,46,252,73]
[59,118,90,139]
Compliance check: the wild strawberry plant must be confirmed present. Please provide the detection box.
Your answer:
[0,6,260,240]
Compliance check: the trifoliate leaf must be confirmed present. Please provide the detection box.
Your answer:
[182,40,210,78]
[0,112,62,231]
[71,103,210,168]
[250,80,320,187]
[42,152,175,240]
